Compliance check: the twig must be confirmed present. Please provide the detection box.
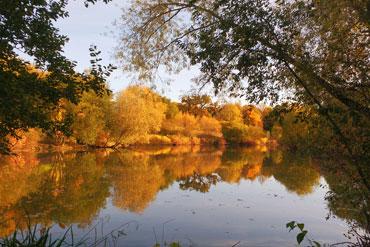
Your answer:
[231,241,241,247]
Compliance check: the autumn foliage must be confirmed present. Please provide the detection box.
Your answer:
[4,85,272,152]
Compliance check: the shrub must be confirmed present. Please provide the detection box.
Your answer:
[222,122,248,144]
[161,113,200,137]
[148,135,172,145]
[168,135,191,145]
[222,122,266,145]
[199,116,222,137]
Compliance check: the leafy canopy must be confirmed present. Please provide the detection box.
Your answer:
[117,0,369,119]
[0,0,114,153]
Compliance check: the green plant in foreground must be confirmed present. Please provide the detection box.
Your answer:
[0,225,72,247]
[286,221,321,247]
[0,220,137,247]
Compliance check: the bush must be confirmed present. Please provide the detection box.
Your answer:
[199,136,225,146]
[199,116,222,137]
[168,135,191,145]
[148,135,172,145]
[161,113,200,136]
[222,122,267,145]
[167,135,201,145]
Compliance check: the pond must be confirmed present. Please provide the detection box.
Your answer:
[0,146,360,246]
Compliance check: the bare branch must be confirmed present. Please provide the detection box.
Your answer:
[154,21,218,52]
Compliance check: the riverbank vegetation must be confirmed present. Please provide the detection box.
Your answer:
[7,85,273,153]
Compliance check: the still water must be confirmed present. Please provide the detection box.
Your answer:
[0,147,355,246]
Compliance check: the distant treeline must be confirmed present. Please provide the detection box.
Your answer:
[9,85,271,151]
[8,84,369,158]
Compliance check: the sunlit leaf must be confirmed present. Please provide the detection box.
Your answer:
[297,230,307,244]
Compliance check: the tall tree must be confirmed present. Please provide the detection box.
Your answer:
[0,0,114,153]
[70,90,113,146]
[113,85,167,146]
[179,93,212,117]
[216,104,243,123]
[117,0,369,118]
[117,0,370,191]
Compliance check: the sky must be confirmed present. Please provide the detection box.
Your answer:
[55,0,199,101]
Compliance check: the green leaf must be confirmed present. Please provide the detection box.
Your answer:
[286,221,295,229]
[297,223,304,231]
[297,230,307,244]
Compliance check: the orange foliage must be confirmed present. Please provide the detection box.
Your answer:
[161,113,200,136]
[199,116,222,137]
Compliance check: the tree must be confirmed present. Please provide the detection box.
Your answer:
[161,97,180,119]
[216,104,243,123]
[113,86,167,146]
[118,0,369,118]
[70,90,113,146]
[117,1,370,185]
[179,93,212,117]
[161,112,200,137]
[199,116,222,137]
[242,105,263,128]
[0,0,115,153]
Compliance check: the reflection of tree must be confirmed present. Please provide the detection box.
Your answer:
[0,153,45,236]
[217,165,244,183]
[3,146,358,238]
[242,163,262,180]
[179,173,220,193]
[106,150,223,212]
[33,153,109,226]
[0,152,110,236]
[321,159,370,233]
[263,151,320,195]
[0,153,43,208]
[106,152,165,213]
[273,165,320,195]
[216,148,265,183]
[155,151,222,179]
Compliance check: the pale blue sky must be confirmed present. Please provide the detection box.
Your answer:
[55,0,198,101]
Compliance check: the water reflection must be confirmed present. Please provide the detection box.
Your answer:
[0,146,367,244]
[263,150,321,195]
[0,152,109,236]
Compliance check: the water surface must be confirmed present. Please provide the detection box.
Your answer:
[0,147,355,246]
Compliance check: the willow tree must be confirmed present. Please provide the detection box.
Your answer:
[112,86,167,146]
